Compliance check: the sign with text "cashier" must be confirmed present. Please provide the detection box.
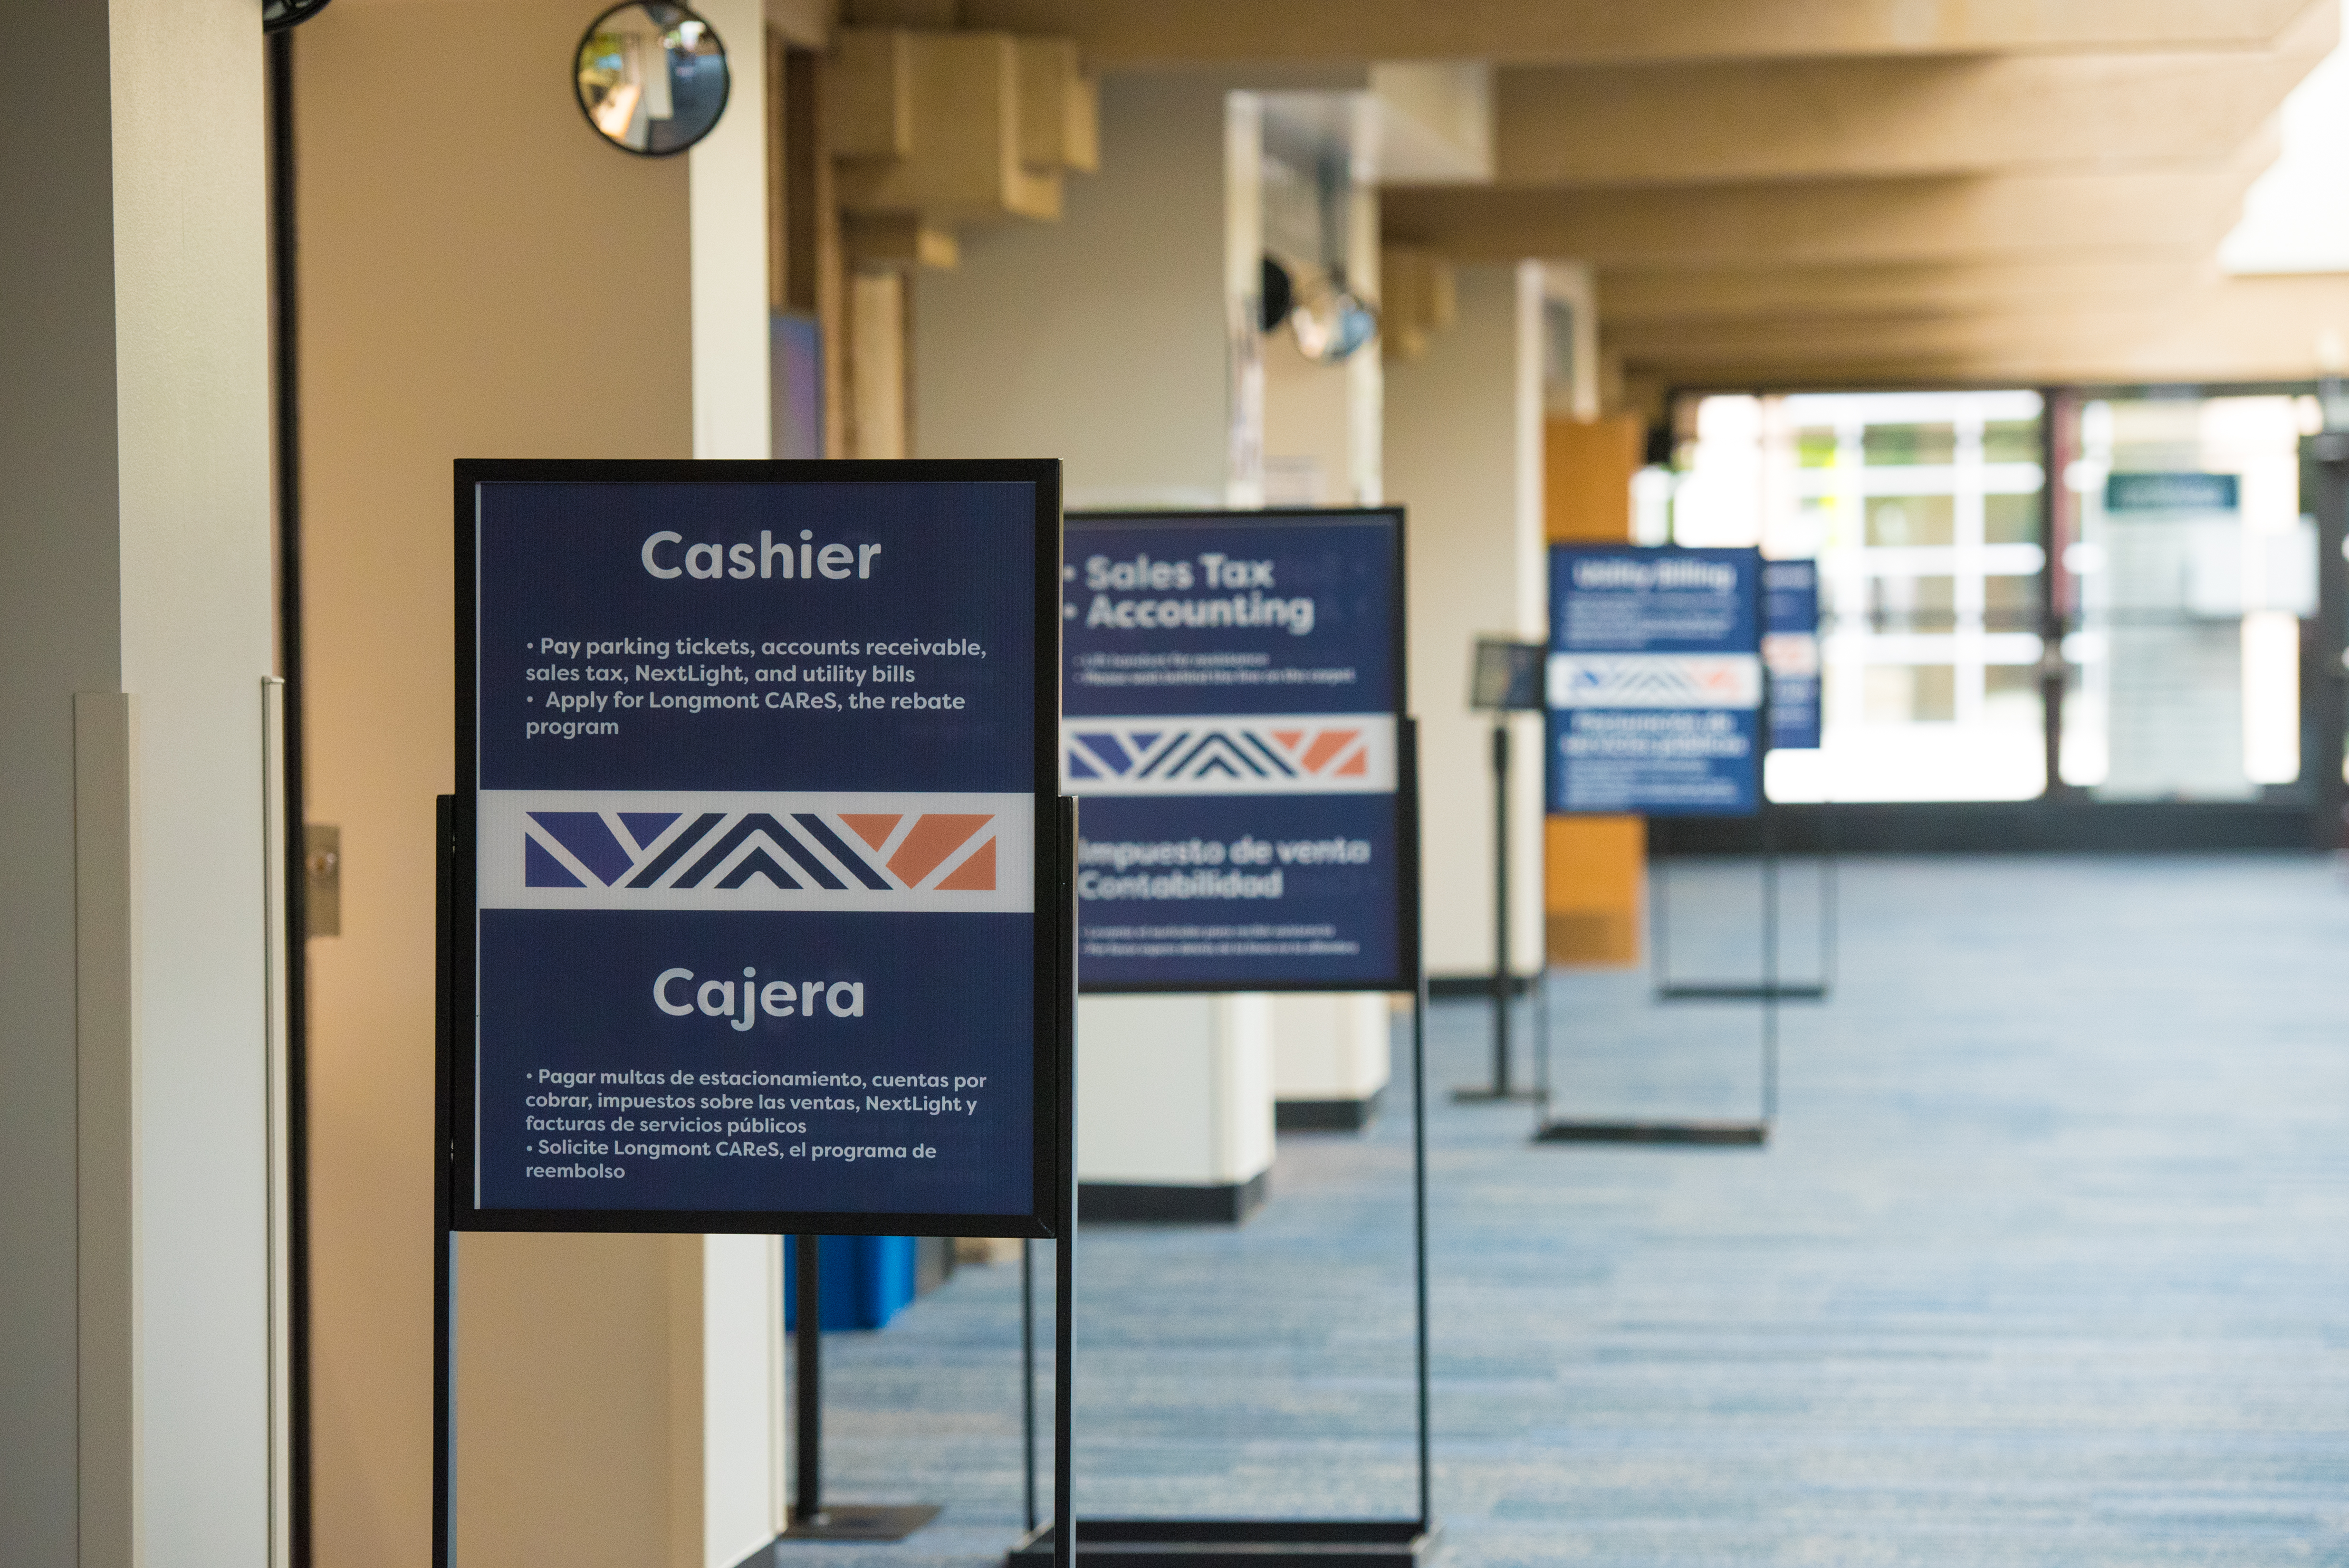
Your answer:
[453,459,1064,1236]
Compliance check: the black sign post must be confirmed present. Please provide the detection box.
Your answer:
[1455,637,1547,1104]
[433,459,1074,1568]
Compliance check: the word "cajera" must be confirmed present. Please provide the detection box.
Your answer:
[655,966,867,1031]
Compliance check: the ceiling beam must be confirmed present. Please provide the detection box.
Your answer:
[1385,129,2276,268]
[1608,275,2349,387]
[1494,7,2330,187]
[1594,258,2220,324]
[951,0,2320,69]
[1610,307,2213,363]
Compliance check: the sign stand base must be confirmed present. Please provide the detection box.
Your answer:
[1532,1119,1766,1146]
[1531,803,1788,1148]
[1007,968,1437,1568]
[1006,1519,1433,1566]
[1651,801,1836,1004]
[783,1506,941,1543]
[780,1236,941,1543]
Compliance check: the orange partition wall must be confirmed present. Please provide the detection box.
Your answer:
[1544,416,1647,966]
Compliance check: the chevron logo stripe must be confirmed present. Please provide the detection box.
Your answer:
[1545,653,1764,710]
[485,790,1032,912]
[1061,714,1395,795]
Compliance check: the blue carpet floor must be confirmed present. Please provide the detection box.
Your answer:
[778,855,2349,1567]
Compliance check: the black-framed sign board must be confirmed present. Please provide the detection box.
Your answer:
[448,459,1067,1239]
[1545,544,1765,817]
[1061,507,1417,993]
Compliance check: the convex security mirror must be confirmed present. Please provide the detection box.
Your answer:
[575,2,729,157]
[1259,254,1381,365]
[262,0,334,29]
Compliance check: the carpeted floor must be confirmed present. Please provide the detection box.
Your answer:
[768,855,2349,1567]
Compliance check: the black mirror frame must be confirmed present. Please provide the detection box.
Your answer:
[571,1,732,160]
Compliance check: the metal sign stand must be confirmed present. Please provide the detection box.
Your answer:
[439,460,1074,1568]
[1001,800,1082,1566]
[1530,817,1780,1146]
[1008,981,1434,1567]
[431,797,459,1568]
[1454,721,1540,1102]
[1651,802,1836,1004]
[780,1233,942,1540]
[436,801,1081,1568]
[1534,679,1810,1147]
[1006,733,1435,1567]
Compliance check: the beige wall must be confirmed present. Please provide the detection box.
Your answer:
[454,1235,706,1567]
[1385,263,1547,978]
[1,0,277,1556]
[296,3,695,1563]
[913,74,1232,505]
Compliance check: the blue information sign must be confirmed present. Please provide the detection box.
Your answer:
[2105,471,2240,513]
[1061,510,1415,991]
[1545,545,1764,816]
[1763,558,1822,752]
[452,460,1064,1234]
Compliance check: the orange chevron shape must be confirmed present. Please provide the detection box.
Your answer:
[1272,728,1304,751]
[1300,730,1358,773]
[1336,749,1367,776]
[935,836,996,890]
[888,814,990,886]
[841,813,901,851]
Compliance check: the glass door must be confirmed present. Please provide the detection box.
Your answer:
[2061,393,2320,800]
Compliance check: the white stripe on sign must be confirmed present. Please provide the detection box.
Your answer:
[1546,654,1764,710]
[1062,714,1396,795]
[479,789,1033,912]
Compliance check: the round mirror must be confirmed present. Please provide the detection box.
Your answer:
[1260,254,1381,365]
[262,0,335,31]
[575,2,730,157]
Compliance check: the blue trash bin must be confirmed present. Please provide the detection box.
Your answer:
[783,1235,918,1330]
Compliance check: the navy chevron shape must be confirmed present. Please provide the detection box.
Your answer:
[626,812,728,887]
[715,846,802,890]
[791,813,893,890]
[527,812,633,885]
[675,814,845,890]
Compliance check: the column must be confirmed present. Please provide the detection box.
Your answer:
[0,0,276,1558]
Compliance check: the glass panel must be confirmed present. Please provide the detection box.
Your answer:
[1865,495,1955,547]
[1678,389,2048,802]
[1985,662,2041,709]
[1984,573,2039,629]
[1868,574,1957,630]
[1861,422,1956,467]
[1983,420,2041,464]
[1985,491,2039,544]
[2069,393,2308,799]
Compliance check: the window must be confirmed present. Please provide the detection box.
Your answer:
[2061,393,2319,798]
[1672,390,2048,802]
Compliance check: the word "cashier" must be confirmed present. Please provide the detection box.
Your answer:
[643,530,881,582]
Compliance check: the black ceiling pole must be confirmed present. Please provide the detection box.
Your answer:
[265,28,313,1568]
[2303,431,2349,851]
